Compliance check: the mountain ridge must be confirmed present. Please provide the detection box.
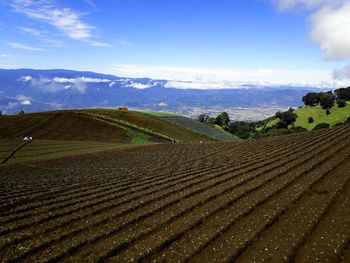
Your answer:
[0,68,325,118]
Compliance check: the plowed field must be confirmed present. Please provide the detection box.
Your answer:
[1,126,350,262]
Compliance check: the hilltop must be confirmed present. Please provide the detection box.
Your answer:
[261,88,350,131]
[0,109,220,143]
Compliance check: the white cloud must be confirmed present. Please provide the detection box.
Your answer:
[21,100,31,105]
[18,76,112,93]
[10,0,93,40]
[20,76,33,81]
[310,2,350,60]
[90,41,112,47]
[272,1,350,61]
[9,0,109,46]
[8,42,43,51]
[333,64,350,80]
[108,64,342,87]
[272,0,345,11]
[126,82,154,89]
[17,26,41,36]
[0,54,11,57]
[109,81,116,87]
[17,25,63,47]
[52,76,112,83]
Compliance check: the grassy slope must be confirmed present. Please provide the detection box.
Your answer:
[260,102,350,131]
[158,116,239,141]
[144,111,179,117]
[294,102,350,130]
[81,109,214,142]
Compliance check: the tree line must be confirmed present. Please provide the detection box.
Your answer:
[302,86,350,109]
[198,86,350,140]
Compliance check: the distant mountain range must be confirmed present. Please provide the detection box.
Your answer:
[0,69,325,119]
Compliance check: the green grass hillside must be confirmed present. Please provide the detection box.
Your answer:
[156,115,239,141]
[79,109,214,142]
[293,102,350,130]
[262,102,350,131]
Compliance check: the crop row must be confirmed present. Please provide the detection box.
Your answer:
[104,126,350,262]
[0,126,348,262]
[0,126,331,206]
[0,129,302,217]
[0,124,334,231]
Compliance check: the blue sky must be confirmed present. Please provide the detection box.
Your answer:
[0,0,350,87]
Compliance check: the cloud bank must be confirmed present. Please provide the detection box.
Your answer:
[109,64,336,87]
[19,75,113,93]
[333,64,350,80]
[273,1,350,61]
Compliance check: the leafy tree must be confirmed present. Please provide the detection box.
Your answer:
[228,121,256,139]
[207,117,216,124]
[197,114,209,123]
[334,87,350,100]
[336,99,346,108]
[18,110,25,115]
[319,92,335,109]
[313,123,330,130]
[302,92,320,106]
[275,110,297,126]
[308,117,314,123]
[215,112,230,126]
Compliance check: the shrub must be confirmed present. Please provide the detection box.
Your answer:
[336,99,346,108]
[319,92,335,110]
[326,109,330,115]
[308,117,314,123]
[302,92,320,106]
[18,110,25,115]
[313,123,330,130]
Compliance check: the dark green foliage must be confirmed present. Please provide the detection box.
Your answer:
[302,92,320,106]
[207,117,216,124]
[275,109,297,126]
[215,112,230,126]
[308,117,314,123]
[18,110,25,115]
[313,123,330,130]
[274,120,288,129]
[197,114,209,123]
[319,92,335,109]
[336,99,346,108]
[229,121,256,139]
[326,109,330,115]
[334,87,350,100]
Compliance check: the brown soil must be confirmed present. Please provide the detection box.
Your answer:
[0,126,350,262]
